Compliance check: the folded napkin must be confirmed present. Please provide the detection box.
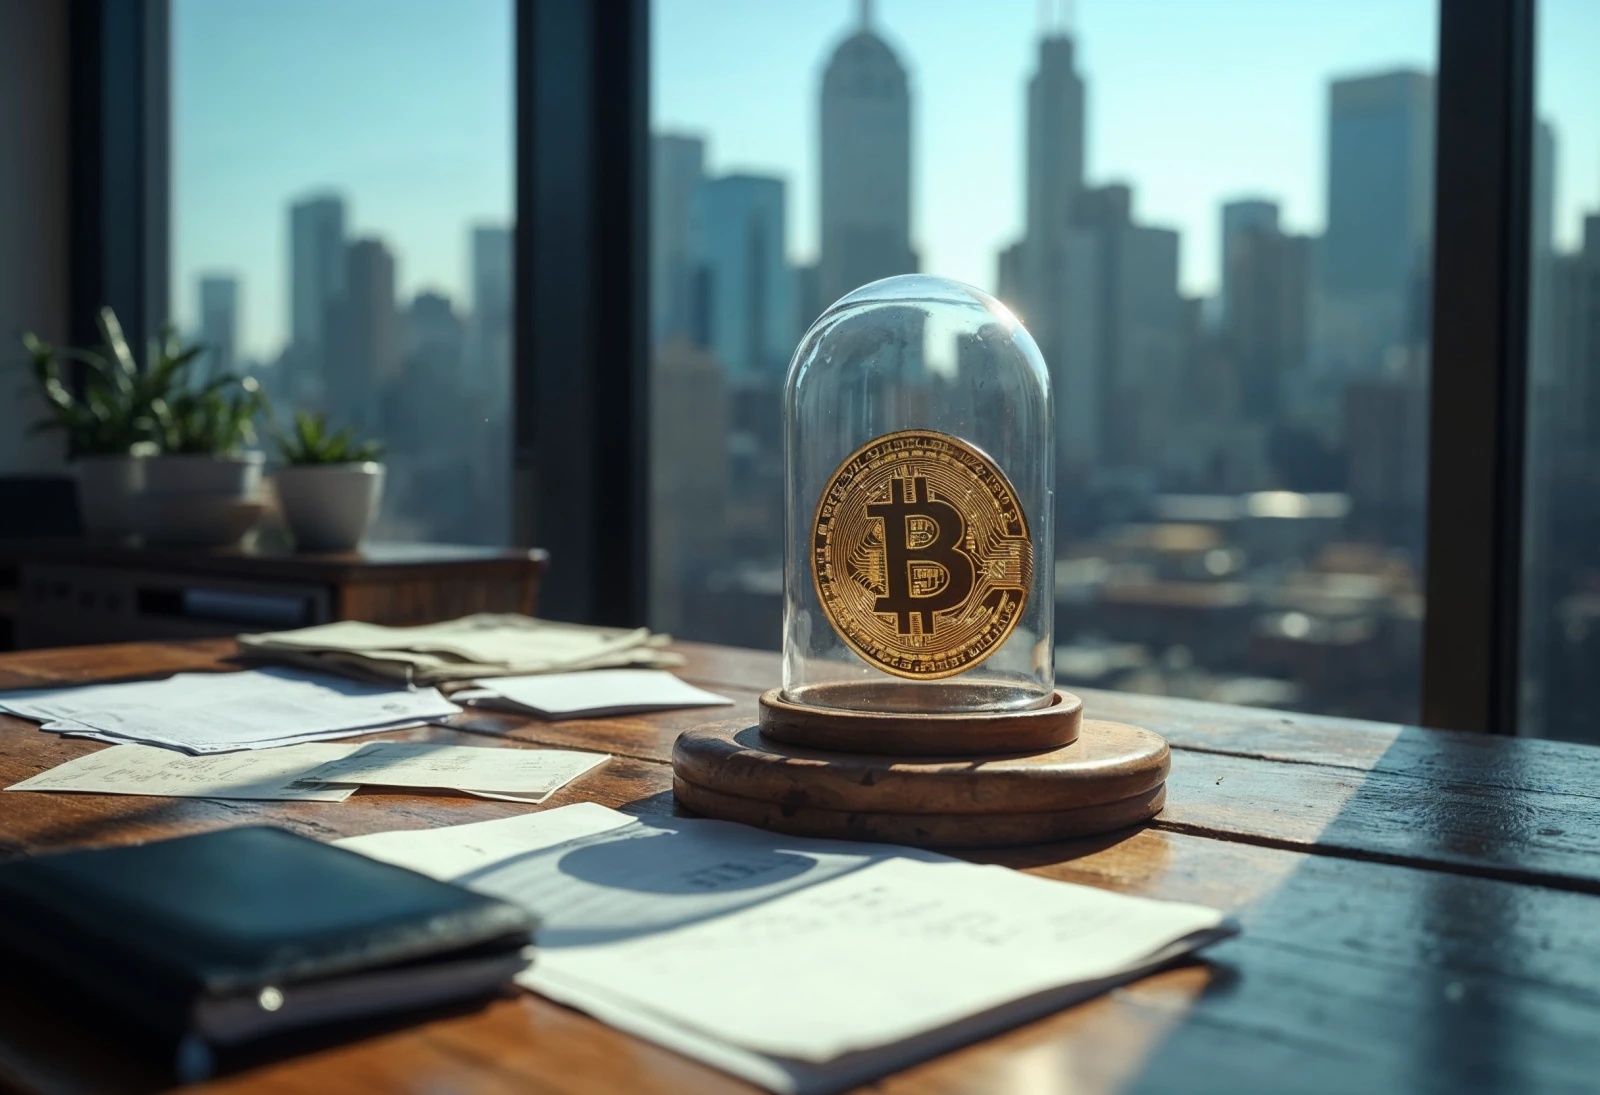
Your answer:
[238,613,684,687]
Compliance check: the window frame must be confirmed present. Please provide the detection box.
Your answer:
[514,0,651,626]
[1422,0,1536,733]
[68,0,170,355]
[101,0,1541,733]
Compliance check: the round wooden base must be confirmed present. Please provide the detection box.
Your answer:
[758,687,1082,755]
[672,778,1165,849]
[671,717,1170,848]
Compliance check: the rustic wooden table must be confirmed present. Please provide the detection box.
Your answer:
[1,638,1597,1094]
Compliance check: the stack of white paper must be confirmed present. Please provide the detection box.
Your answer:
[238,614,684,686]
[456,669,734,720]
[339,804,1234,1094]
[6,740,609,805]
[0,668,461,754]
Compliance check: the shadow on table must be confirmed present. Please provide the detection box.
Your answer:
[457,808,946,949]
[0,796,273,862]
[1113,723,1595,1095]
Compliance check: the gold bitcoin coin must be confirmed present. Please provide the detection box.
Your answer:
[811,429,1032,679]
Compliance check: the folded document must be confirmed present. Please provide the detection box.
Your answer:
[294,741,609,803]
[238,614,684,686]
[339,803,1233,1094]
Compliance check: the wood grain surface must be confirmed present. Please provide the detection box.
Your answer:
[671,775,1168,847]
[672,718,1168,814]
[0,638,1597,1094]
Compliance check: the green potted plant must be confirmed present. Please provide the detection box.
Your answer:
[272,410,386,551]
[138,362,270,546]
[145,371,269,494]
[19,308,195,534]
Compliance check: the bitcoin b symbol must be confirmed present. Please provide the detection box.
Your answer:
[867,475,975,635]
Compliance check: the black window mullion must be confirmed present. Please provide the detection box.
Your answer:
[513,0,650,626]
[67,0,169,355]
[1421,0,1536,733]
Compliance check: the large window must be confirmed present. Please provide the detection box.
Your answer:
[171,0,514,544]
[1523,0,1600,744]
[649,0,1437,722]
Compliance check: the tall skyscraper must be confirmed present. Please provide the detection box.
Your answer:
[649,336,728,634]
[197,275,239,376]
[1518,121,1563,742]
[1219,199,1279,326]
[1551,214,1600,451]
[1316,71,1436,373]
[998,30,1087,460]
[1221,200,1310,421]
[289,193,347,354]
[468,225,512,394]
[1529,122,1559,387]
[1058,185,1185,471]
[793,262,821,336]
[1024,33,1086,261]
[998,35,1180,477]
[652,135,707,343]
[407,290,465,384]
[326,238,398,429]
[692,173,792,375]
[818,0,915,307]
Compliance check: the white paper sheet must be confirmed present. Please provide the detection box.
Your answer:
[336,805,1233,1094]
[0,668,461,754]
[340,801,638,879]
[465,669,733,719]
[5,743,362,801]
[293,742,610,803]
[549,855,1224,1061]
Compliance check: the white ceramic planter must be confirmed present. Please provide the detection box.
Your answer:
[275,462,386,552]
[75,454,146,535]
[143,453,264,497]
[139,453,265,546]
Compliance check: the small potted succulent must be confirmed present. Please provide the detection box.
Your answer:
[272,411,386,552]
[20,308,195,535]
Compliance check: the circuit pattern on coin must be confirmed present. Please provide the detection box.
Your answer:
[811,429,1032,679]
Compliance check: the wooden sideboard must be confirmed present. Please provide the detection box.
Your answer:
[0,540,549,649]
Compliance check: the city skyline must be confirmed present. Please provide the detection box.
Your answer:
[655,0,1600,292]
[174,0,1600,358]
[660,13,1450,388]
[653,0,1446,300]
[188,200,508,372]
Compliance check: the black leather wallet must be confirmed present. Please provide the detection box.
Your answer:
[0,825,535,1078]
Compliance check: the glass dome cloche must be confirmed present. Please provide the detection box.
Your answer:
[781,274,1054,716]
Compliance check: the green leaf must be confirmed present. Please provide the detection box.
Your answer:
[273,409,384,464]
[96,307,139,381]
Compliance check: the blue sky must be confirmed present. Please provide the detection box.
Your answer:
[172,0,513,359]
[175,0,1598,360]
